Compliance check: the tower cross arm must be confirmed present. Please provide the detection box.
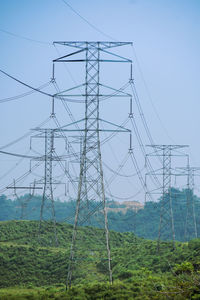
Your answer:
[53,41,133,49]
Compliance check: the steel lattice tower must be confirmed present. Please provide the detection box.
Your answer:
[53,41,132,287]
[146,145,188,250]
[158,146,175,249]
[12,180,36,220]
[34,129,58,246]
[39,129,58,245]
[32,128,68,246]
[184,167,198,240]
[176,165,200,240]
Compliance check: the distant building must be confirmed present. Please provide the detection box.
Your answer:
[106,201,144,214]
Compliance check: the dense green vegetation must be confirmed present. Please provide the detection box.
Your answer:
[1,188,200,241]
[0,220,200,299]
[1,189,200,298]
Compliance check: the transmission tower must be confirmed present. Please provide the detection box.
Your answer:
[31,128,67,246]
[176,164,200,240]
[13,180,37,220]
[6,179,41,220]
[146,145,188,250]
[53,41,132,287]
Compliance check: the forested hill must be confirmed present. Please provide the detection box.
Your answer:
[1,188,200,242]
[0,220,200,299]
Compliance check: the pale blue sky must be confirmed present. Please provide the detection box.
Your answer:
[0,0,200,202]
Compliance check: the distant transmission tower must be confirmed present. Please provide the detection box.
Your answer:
[146,145,188,250]
[13,179,36,220]
[53,41,132,287]
[176,164,200,240]
[31,128,67,246]
[7,181,42,220]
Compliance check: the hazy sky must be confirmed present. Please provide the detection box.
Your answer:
[0,0,200,202]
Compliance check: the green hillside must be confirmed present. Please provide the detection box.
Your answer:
[0,220,200,299]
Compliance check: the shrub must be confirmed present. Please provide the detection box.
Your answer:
[174,261,194,275]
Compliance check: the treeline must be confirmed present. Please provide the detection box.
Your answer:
[108,188,200,241]
[0,188,200,241]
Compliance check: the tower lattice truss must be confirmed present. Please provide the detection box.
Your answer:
[53,41,132,287]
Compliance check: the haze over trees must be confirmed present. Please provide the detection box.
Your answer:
[1,187,200,242]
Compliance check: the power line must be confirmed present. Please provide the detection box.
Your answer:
[0,160,43,194]
[130,81,157,147]
[131,45,175,143]
[0,132,31,150]
[103,161,145,178]
[129,151,153,200]
[0,150,37,159]
[106,188,143,201]
[0,28,51,45]
[0,116,51,150]
[60,0,117,41]
[129,116,161,189]
[0,150,30,181]
[0,69,53,97]
[0,81,52,103]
